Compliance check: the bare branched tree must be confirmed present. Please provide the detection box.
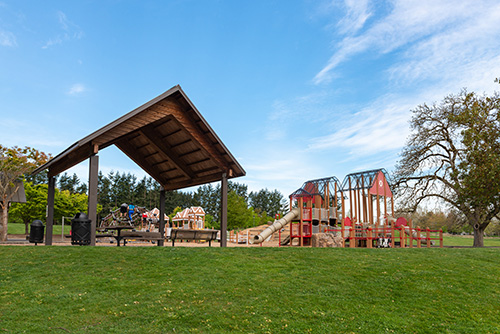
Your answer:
[394,83,500,247]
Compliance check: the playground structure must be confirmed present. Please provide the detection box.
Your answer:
[100,204,169,230]
[251,169,443,248]
[172,207,206,229]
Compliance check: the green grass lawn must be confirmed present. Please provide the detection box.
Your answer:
[0,247,499,333]
[7,223,71,236]
[443,234,500,247]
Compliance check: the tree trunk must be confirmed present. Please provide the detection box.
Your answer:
[1,205,8,241]
[473,224,485,247]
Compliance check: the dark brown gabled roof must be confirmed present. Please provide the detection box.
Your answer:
[32,85,245,190]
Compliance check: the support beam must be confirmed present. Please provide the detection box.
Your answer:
[349,178,353,219]
[139,128,196,179]
[220,172,228,247]
[391,196,395,217]
[116,139,167,185]
[45,175,56,246]
[155,102,229,169]
[356,181,361,223]
[158,187,165,246]
[361,176,366,224]
[88,154,99,246]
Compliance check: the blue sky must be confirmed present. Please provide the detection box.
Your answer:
[1,0,500,197]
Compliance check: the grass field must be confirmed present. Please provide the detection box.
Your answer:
[0,247,499,333]
[7,223,71,236]
[442,235,500,247]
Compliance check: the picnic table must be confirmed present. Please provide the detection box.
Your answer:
[97,225,135,246]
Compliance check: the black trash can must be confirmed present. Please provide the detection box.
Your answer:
[71,212,91,246]
[29,220,45,245]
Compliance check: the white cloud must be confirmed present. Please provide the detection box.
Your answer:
[0,30,16,47]
[42,11,83,49]
[68,83,86,95]
[42,37,63,49]
[314,0,500,85]
[308,94,413,155]
[336,0,372,35]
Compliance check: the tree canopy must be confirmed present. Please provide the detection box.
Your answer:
[249,188,288,218]
[9,182,88,234]
[394,83,500,247]
[0,145,50,241]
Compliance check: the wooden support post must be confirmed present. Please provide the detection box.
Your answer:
[325,182,329,210]
[315,195,321,221]
[88,153,99,246]
[299,197,304,247]
[376,194,380,225]
[220,172,228,247]
[363,190,368,225]
[367,226,372,249]
[369,194,373,225]
[349,227,355,248]
[383,184,388,224]
[290,200,293,245]
[45,175,55,246]
[417,227,421,248]
[356,184,361,223]
[409,219,413,248]
[341,218,345,247]
[341,188,345,222]
[400,226,405,248]
[158,187,165,246]
[391,196,395,218]
[349,178,353,219]
[334,182,338,220]
[426,228,431,248]
[439,229,443,248]
[391,227,395,248]
[361,176,366,224]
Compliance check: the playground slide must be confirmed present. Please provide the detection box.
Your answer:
[250,208,300,244]
[402,226,434,245]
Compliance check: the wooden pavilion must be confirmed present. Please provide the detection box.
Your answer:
[32,85,245,246]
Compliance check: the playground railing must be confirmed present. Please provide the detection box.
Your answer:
[302,208,312,221]
[228,230,249,244]
[291,222,312,238]
[324,226,443,248]
[328,207,338,219]
[311,208,329,221]
[409,228,443,248]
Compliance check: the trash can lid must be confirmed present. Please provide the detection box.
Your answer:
[31,220,44,227]
[72,212,90,222]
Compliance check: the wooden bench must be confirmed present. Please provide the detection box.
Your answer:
[120,231,164,246]
[169,229,219,247]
